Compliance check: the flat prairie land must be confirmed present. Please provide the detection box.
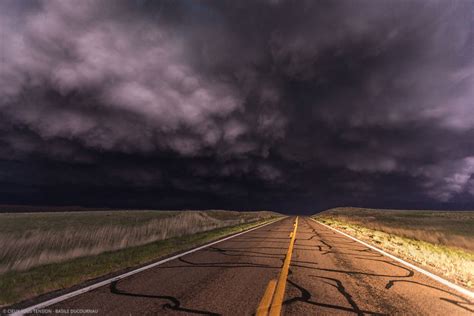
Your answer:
[314,207,474,251]
[0,209,278,273]
[0,209,280,306]
[313,207,474,288]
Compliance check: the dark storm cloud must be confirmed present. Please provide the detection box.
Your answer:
[0,0,473,212]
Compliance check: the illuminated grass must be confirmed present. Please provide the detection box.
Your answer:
[315,216,474,289]
[315,207,474,251]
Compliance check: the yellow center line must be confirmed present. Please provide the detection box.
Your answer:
[255,279,277,315]
[256,216,299,316]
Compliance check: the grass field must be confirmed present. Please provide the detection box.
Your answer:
[0,209,280,306]
[0,210,277,273]
[313,207,474,288]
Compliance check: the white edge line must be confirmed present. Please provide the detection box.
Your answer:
[11,218,285,316]
[310,218,474,300]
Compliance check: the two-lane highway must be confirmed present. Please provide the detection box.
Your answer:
[28,217,472,315]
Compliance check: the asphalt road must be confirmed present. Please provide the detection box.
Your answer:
[42,217,472,315]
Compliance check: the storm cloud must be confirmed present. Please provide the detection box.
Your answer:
[0,0,473,212]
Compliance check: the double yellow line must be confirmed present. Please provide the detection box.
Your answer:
[256,216,299,316]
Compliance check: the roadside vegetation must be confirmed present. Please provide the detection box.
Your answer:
[0,210,280,306]
[313,207,474,289]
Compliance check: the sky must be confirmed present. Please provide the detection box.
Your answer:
[0,0,473,213]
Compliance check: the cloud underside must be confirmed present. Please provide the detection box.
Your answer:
[0,0,473,210]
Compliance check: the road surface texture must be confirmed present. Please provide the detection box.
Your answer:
[38,217,472,315]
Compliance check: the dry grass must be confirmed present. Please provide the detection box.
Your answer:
[0,217,280,306]
[0,210,277,274]
[315,212,474,289]
[316,207,474,251]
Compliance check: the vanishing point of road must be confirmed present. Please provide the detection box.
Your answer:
[42,217,472,315]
